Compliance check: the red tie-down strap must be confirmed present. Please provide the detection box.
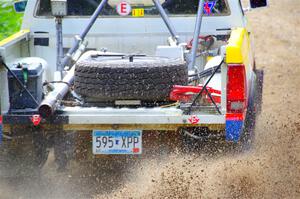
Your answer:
[170,85,221,103]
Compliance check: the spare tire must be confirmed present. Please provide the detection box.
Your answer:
[74,55,188,101]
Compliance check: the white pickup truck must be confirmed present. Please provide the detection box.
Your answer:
[0,0,265,169]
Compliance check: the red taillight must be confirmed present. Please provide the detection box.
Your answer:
[227,64,247,113]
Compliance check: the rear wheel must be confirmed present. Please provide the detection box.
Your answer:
[236,69,264,151]
[180,127,228,154]
[53,131,77,171]
[0,128,50,177]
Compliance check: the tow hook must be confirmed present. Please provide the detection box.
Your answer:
[31,114,42,126]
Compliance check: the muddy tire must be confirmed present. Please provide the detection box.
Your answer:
[54,131,77,172]
[74,55,188,101]
[254,69,264,114]
[236,69,264,150]
[0,128,49,177]
[32,129,50,168]
[180,128,225,153]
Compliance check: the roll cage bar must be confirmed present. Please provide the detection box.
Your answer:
[61,0,206,69]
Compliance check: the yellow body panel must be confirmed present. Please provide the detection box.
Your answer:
[0,29,30,47]
[207,56,213,61]
[226,28,251,65]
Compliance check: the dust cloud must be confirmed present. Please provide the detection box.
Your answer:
[1,0,300,198]
[97,119,299,199]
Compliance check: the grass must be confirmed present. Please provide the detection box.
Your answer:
[0,1,23,41]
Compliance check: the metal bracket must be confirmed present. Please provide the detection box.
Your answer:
[187,59,224,114]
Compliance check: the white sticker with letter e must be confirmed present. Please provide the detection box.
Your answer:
[117,1,131,16]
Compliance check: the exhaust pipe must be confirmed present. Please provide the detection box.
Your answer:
[39,67,75,118]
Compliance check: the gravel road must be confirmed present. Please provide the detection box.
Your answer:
[0,0,299,198]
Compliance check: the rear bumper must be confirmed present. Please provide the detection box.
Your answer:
[2,107,225,132]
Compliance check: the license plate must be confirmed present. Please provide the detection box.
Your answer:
[92,130,142,155]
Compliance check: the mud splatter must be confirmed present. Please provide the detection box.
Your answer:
[1,0,300,199]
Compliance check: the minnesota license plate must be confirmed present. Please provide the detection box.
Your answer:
[92,130,142,155]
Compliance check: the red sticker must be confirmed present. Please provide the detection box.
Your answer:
[117,1,131,16]
[0,115,2,124]
[31,114,42,126]
[188,115,200,124]
[133,148,140,153]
